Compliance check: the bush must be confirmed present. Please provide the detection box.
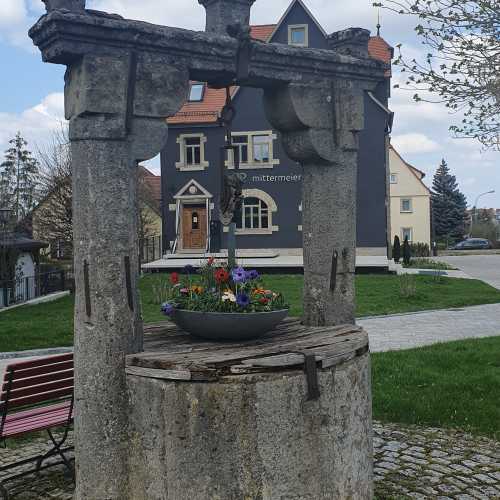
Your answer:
[393,236,401,263]
[403,237,411,266]
[410,242,430,257]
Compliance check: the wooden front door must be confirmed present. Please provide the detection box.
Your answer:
[182,206,207,250]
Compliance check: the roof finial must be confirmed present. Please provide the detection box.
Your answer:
[376,8,381,37]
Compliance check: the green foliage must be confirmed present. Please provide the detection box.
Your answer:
[374,0,499,148]
[0,132,40,220]
[409,242,430,258]
[431,159,468,241]
[402,236,411,266]
[392,235,401,263]
[372,336,500,440]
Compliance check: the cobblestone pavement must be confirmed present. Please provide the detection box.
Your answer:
[360,303,500,353]
[1,424,499,499]
[374,422,500,499]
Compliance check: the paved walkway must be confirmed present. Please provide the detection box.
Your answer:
[360,303,500,353]
[1,423,499,499]
[437,255,500,290]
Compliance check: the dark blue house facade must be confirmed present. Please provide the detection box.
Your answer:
[161,0,393,259]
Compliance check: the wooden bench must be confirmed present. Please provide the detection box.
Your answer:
[0,353,74,499]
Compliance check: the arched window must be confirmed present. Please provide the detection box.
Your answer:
[237,197,269,230]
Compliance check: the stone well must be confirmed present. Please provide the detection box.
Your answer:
[125,320,373,500]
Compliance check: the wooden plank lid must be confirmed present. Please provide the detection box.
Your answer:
[127,319,369,382]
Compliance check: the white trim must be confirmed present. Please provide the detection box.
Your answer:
[174,179,213,200]
[175,133,209,171]
[400,198,413,213]
[226,131,280,170]
[242,189,278,212]
[269,0,327,41]
[288,24,309,47]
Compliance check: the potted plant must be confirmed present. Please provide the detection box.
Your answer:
[160,258,289,341]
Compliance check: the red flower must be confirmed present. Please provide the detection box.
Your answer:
[259,297,269,305]
[207,256,215,266]
[215,268,230,284]
[170,272,179,285]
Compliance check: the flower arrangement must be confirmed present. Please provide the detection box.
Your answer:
[160,258,287,317]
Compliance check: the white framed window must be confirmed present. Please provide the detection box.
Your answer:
[390,174,398,184]
[400,198,413,213]
[226,131,280,169]
[176,134,209,171]
[225,189,279,235]
[401,227,413,242]
[288,24,309,47]
[237,197,270,231]
[189,83,204,102]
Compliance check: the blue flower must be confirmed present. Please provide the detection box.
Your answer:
[161,303,175,316]
[236,293,250,308]
[232,267,247,283]
[183,265,196,275]
[246,270,259,281]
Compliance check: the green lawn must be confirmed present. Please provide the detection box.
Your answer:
[372,336,500,441]
[1,274,500,352]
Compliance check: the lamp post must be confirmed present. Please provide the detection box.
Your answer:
[473,190,495,228]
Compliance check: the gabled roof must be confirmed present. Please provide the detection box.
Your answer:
[138,166,162,212]
[168,1,393,126]
[389,145,431,194]
[268,0,327,40]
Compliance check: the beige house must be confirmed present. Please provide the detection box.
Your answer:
[389,146,431,246]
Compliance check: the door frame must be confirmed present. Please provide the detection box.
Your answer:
[179,202,209,252]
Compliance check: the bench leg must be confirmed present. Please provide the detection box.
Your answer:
[36,428,74,478]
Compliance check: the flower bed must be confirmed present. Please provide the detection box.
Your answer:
[160,258,288,317]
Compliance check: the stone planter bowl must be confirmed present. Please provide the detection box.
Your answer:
[171,309,289,341]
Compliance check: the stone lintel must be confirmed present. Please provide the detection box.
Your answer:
[29,10,387,86]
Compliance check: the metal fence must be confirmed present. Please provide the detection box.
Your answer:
[0,270,66,309]
[140,236,162,265]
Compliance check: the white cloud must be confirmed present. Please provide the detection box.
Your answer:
[392,133,440,154]
[0,92,65,154]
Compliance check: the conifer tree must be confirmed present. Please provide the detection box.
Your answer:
[393,235,401,263]
[0,132,40,221]
[431,159,467,241]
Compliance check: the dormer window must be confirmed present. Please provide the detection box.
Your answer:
[189,83,205,102]
[288,25,308,47]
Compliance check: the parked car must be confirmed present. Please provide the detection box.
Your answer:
[453,238,492,250]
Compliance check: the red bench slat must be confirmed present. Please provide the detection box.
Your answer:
[1,378,73,402]
[6,353,73,371]
[0,354,74,440]
[5,388,73,410]
[5,361,74,380]
[2,369,73,392]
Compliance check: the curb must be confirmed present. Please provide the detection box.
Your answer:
[0,346,73,360]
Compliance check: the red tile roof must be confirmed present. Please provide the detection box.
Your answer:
[168,25,393,126]
[139,166,162,207]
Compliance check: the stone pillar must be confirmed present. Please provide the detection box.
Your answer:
[198,0,256,34]
[264,78,370,326]
[64,51,188,499]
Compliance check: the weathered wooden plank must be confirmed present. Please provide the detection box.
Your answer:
[125,366,192,381]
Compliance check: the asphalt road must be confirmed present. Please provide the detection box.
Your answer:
[437,254,500,290]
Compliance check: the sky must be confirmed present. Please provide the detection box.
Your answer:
[0,0,498,208]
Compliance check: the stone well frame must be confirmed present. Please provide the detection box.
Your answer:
[30,1,387,498]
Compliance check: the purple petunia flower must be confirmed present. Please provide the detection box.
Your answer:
[161,303,175,316]
[246,270,259,281]
[232,267,247,283]
[236,293,251,308]
[183,265,196,275]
